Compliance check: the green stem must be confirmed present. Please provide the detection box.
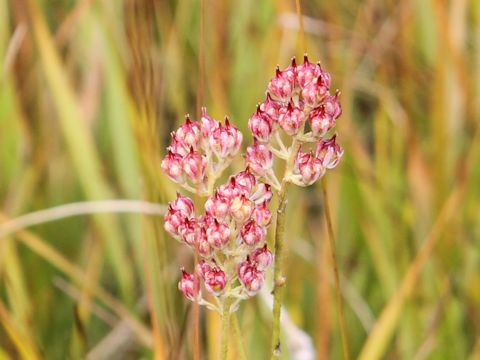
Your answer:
[232,313,248,360]
[270,181,289,359]
[220,298,232,360]
[321,178,350,360]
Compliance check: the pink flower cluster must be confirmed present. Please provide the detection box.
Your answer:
[161,109,242,193]
[246,55,343,186]
[165,169,274,303]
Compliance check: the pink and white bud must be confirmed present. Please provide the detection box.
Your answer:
[164,206,188,239]
[296,55,322,88]
[250,244,273,271]
[178,269,200,301]
[252,201,272,226]
[323,92,342,119]
[183,148,207,184]
[301,74,330,108]
[206,219,231,248]
[315,135,344,169]
[179,218,198,246]
[310,106,335,137]
[294,148,325,186]
[196,227,214,257]
[245,142,273,177]
[175,116,201,149]
[251,183,273,204]
[248,106,273,142]
[233,169,257,197]
[259,93,282,122]
[161,151,184,183]
[168,133,190,157]
[229,194,255,224]
[203,267,227,296]
[240,220,267,246]
[209,117,243,158]
[205,191,231,221]
[200,107,220,138]
[170,193,195,218]
[278,102,306,136]
[268,61,296,101]
[238,260,265,296]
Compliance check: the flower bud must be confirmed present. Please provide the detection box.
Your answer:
[252,201,272,226]
[251,183,273,204]
[240,220,266,246]
[250,244,273,271]
[315,135,344,169]
[168,133,190,157]
[170,193,195,218]
[245,142,273,177]
[259,93,282,122]
[206,219,231,248]
[179,218,198,246]
[301,74,330,107]
[205,191,231,221]
[229,194,254,224]
[294,148,325,186]
[183,148,207,184]
[161,151,184,183]
[233,168,256,197]
[268,62,296,101]
[238,260,265,296]
[278,102,306,136]
[175,116,201,149]
[309,105,336,137]
[203,267,227,295]
[209,117,243,158]
[178,269,200,301]
[200,107,220,138]
[248,106,273,142]
[296,54,322,88]
[164,206,188,239]
[196,227,214,257]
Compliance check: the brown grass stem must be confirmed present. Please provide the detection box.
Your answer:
[321,177,351,360]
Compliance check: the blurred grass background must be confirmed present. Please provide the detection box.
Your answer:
[1,0,480,359]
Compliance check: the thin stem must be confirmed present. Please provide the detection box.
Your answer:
[232,314,248,360]
[220,298,232,360]
[295,0,306,55]
[321,178,350,360]
[270,181,289,359]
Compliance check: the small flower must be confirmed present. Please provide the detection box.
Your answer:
[200,107,220,138]
[250,244,273,271]
[183,148,207,184]
[259,93,282,122]
[245,141,273,176]
[161,151,184,183]
[248,106,273,142]
[175,116,201,149]
[238,260,265,296]
[268,60,296,101]
[278,102,306,136]
[179,217,198,246]
[209,117,243,158]
[296,54,321,88]
[251,183,273,204]
[170,193,195,218]
[206,219,231,248]
[252,201,272,226]
[203,266,227,295]
[232,168,257,197]
[229,194,255,224]
[196,227,214,257]
[240,220,266,246]
[164,205,188,239]
[315,135,344,169]
[178,269,200,301]
[301,74,330,108]
[294,148,325,186]
[205,191,231,221]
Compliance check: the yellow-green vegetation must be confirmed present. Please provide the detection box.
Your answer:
[1,0,480,359]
